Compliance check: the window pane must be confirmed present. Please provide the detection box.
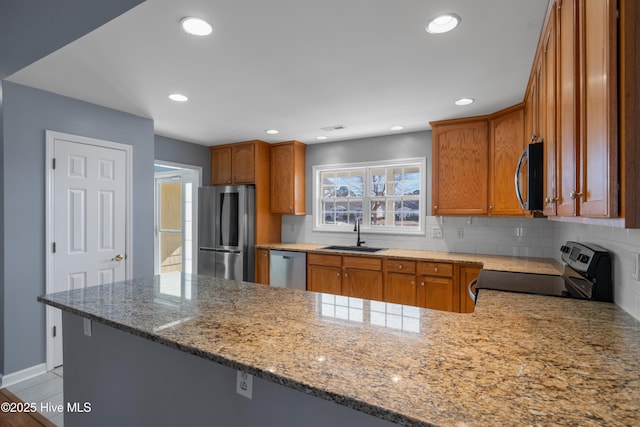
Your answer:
[370,168,387,196]
[335,201,348,224]
[371,200,386,225]
[393,200,420,227]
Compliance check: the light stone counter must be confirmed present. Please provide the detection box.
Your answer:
[257,243,564,275]
[39,274,640,426]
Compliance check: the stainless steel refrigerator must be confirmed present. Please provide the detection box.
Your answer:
[198,185,255,282]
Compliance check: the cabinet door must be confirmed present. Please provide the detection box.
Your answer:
[578,0,618,218]
[542,5,558,216]
[489,107,526,216]
[344,269,383,301]
[308,265,342,295]
[384,272,416,305]
[556,0,579,216]
[417,276,454,312]
[231,143,255,183]
[255,248,270,285]
[270,141,306,215]
[210,146,232,185]
[432,120,489,216]
[459,266,481,314]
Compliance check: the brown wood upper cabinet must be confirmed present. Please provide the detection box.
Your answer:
[210,140,262,185]
[490,106,526,216]
[431,105,526,217]
[528,0,619,219]
[270,140,306,215]
[431,118,490,216]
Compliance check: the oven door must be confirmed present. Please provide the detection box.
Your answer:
[475,270,571,298]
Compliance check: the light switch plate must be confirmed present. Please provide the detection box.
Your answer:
[236,371,253,399]
[432,227,443,239]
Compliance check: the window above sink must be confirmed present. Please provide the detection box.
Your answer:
[312,158,426,236]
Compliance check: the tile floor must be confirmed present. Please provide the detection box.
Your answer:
[6,367,64,426]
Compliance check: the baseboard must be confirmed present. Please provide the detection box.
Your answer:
[0,363,47,388]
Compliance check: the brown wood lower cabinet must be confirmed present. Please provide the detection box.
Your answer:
[343,256,383,301]
[255,248,270,285]
[307,253,383,300]
[308,264,342,294]
[417,261,455,311]
[344,268,383,301]
[459,265,482,313]
[383,258,417,306]
[298,250,479,313]
[307,253,342,294]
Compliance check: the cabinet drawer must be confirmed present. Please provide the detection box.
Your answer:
[385,259,416,274]
[418,261,453,277]
[343,256,381,271]
[308,253,342,267]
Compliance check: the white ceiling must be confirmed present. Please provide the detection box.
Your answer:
[7,0,549,146]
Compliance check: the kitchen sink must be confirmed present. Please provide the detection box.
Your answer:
[321,245,386,253]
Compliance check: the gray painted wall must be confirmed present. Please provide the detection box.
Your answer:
[154,134,211,180]
[63,312,398,427]
[2,81,154,374]
[0,81,4,371]
[0,0,144,78]
[305,131,432,215]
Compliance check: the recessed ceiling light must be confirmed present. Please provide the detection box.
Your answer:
[168,93,189,102]
[316,136,328,140]
[455,97,474,106]
[180,17,213,36]
[390,125,404,131]
[426,14,461,34]
[265,129,279,135]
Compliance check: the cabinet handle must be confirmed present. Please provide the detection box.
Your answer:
[434,205,438,211]
[398,264,403,269]
[569,190,583,200]
[344,273,348,278]
[420,282,425,287]
[489,205,493,211]
[289,207,293,212]
[411,280,415,285]
[336,272,340,277]
[434,267,439,272]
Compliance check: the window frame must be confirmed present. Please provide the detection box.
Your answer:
[312,157,426,235]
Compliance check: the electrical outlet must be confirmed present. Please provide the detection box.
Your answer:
[236,371,253,399]
[632,253,640,281]
[83,318,92,337]
[457,227,464,239]
[432,227,443,239]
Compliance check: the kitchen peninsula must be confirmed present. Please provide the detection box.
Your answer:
[39,273,640,426]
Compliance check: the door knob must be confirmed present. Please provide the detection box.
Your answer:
[112,254,124,262]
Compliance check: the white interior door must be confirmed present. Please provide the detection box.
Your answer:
[46,131,131,369]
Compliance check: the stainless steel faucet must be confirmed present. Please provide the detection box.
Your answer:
[353,218,365,247]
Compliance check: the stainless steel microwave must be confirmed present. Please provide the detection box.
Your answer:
[515,142,544,211]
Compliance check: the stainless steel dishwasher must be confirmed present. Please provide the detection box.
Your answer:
[269,250,307,290]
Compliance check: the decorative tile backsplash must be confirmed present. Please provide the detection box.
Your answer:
[281,215,640,321]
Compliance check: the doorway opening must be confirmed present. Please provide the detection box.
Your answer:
[154,161,202,275]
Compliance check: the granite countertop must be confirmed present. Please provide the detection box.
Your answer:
[39,274,640,426]
[258,243,564,275]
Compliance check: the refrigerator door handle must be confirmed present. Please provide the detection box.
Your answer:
[199,247,241,254]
